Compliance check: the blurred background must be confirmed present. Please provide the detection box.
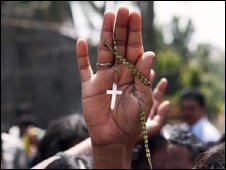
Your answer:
[1,1,225,132]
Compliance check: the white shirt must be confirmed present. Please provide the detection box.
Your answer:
[190,116,221,143]
[1,133,27,169]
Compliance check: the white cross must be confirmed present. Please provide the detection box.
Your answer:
[106,83,122,110]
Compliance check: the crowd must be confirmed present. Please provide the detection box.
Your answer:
[1,6,225,169]
[1,87,224,169]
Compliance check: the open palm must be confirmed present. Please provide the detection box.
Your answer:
[76,7,155,146]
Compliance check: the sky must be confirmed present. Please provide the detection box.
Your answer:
[71,1,225,52]
[154,1,225,52]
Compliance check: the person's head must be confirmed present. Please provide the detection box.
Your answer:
[38,114,89,161]
[15,103,37,136]
[195,142,225,169]
[180,88,206,125]
[132,124,205,169]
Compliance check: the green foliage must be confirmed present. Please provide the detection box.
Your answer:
[200,72,225,119]
[171,16,194,61]
[154,49,182,95]
[192,44,211,72]
[154,16,224,119]
[180,64,202,88]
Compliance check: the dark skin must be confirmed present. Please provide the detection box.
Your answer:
[76,7,170,168]
[31,76,170,169]
[180,99,204,125]
[31,6,171,170]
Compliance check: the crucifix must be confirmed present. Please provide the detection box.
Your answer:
[106,82,122,110]
[104,38,152,169]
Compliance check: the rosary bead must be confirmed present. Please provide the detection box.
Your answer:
[141,117,145,122]
[104,39,152,169]
[146,153,151,158]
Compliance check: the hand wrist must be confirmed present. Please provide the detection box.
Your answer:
[92,142,134,169]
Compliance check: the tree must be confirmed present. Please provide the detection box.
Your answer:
[154,49,182,94]
[138,1,155,51]
[170,16,194,61]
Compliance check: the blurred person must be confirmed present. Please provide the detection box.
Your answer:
[9,103,36,138]
[206,134,225,148]
[180,88,221,143]
[8,103,45,167]
[23,126,45,167]
[132,124,205,169]
[32,114,89,166]
[1,132,27,169]
[31,74,170,169]
[194,134,225,169]
[31,137,92,169]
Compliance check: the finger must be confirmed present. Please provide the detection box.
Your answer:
[149,69,155,82]
[146,100,170,138]
[76,39,93,82]
[149,78,168,118]
[114,7,129,57]
[156,100,170,117]
[127,11,143,64]
[134,52,155,115]
[97,11,115,69]
[136,100,170,144]
[135,51,155,92]
[153,78,168,101]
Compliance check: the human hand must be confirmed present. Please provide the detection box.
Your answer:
[76,7,154,147]
[135,71,170,143]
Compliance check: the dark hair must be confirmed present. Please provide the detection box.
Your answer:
[195,142,225,169]
[180,88,205,108]
[132,134,167,168]
[132,124,205,169]
[161,124,206,160]
[45,154,91,169]
[219,134,225,143]
[37,114,89,161]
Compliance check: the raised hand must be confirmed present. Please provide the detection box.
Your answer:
[132,68,170,144]
[146,75,170,138]
[76,7,155,148]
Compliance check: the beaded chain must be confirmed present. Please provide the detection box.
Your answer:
[104,40,151,87]
[104,38,153,169]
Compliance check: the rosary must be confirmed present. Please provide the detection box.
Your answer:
[104,37,153,169]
